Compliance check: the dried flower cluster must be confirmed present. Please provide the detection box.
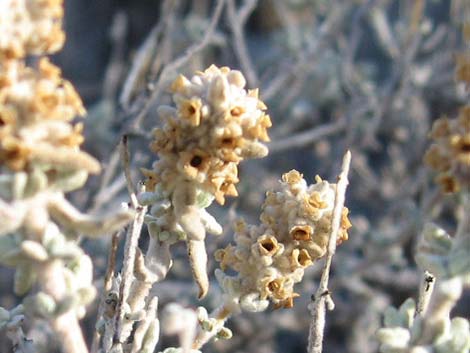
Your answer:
[0,0,65,61]
[0,0,98,176]
[145,64,270,204]
[424,42,470,194]
[0,58,99,174]
[215,170,351,311]
[0,2,131,352]
[424,106,470,193]
[141,65,271,298]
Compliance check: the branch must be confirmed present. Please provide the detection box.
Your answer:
[91,231,121,353]
[113,138,148,345]
[131,0,226,130]
[226,0,259,87]
[307,150,352,353]
[416,271,435,316]
[268,120,346,153]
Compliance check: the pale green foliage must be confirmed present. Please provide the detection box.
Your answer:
[416,223,470,281]
[377,296,470,353]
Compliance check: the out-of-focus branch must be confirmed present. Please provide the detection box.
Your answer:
[131,0,226,130]
[91,230,121,353]
[262,4,350,101]
[112,138,148,346]
[268,120,346,153]
[226,0,259,87]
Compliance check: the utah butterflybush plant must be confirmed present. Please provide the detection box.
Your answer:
[2,1,468,353]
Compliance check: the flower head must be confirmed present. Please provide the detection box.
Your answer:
[424,106,470,193]
[0,0,65,61]
[146,65,270,204]
[215,170,351,310]
[0,58,98,175]
[142,66,271,299]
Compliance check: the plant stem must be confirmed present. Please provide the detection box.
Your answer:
[38,260,89,353]
[307,150,351,353]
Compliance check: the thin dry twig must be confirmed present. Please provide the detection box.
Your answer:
[120,135,138,208]
[268,120,346,153]
[307,150,352,353]
[113,138,147,345]
[226,0,259,87]
[416,271,436,316]
[119,0,177,110]
[131,0,226,130]
[262,4,349,101]
[89,146,124,214]
[91,231,122,353]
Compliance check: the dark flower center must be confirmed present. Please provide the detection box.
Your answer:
[190,155,203,167]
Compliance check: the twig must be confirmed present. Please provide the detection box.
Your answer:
[131,0,226,130]
[416,271,435,316]
[91,230,122,353]
[89,143,123,213]
[113,138,148,345]
[268,120,346,153]
[262,4,349,101]
[307,150,352,353]
[119,0,177,110]
[226,0,259,87]
[103,11,128,101]
[120,135,138,208]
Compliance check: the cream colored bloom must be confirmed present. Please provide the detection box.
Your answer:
[0,59,97,173]
[215,170,351,310]
[143,66,271,298]
[424,106,470,193]
[0,0,65,60]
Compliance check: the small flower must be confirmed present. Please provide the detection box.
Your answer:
[0,136,30,171]
[424,145,450,172]
[214,245,238,271]
[282,170,303,185]
[257,235,280,256]
[266,277,288,300]
[141,168,159,192]
[338,207,352,244]
[290,248,313,268]
[177,97,203,126]
[273,293,300,309]
[178,149,211,180]
[436,173,459,193]
[429,117,451,139]
[290,224,313,241]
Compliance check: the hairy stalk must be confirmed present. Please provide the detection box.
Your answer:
[37,260,88,353]
[308,151,352,353]
[192,303,234,349]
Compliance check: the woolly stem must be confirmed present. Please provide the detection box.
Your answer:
[307,150,351,353]
[416,271,435,316]
[192,302,234,350]
[38,260,89,353]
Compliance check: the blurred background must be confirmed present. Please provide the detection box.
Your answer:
[1,0,469,352]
